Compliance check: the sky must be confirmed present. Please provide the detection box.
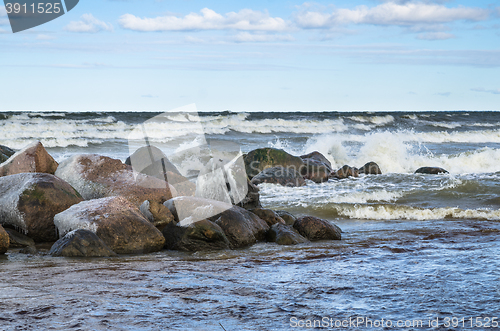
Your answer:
[0,0,499,112]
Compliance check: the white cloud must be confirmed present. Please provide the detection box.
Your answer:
[64,14,113,33]
[233,32,295,42]
[471,87,500,94]
[119,8,288,32]
[416,32,455,40]
[295,2,489,28]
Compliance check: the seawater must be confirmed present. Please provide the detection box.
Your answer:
[1,110,500,330]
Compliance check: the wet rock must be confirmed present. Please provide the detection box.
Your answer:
[0,141,58,177]
[4,228,35,248]
[267,223,308,245]
[358,161,382,175]
[415,167,448,174]
[293,216,342,241]
[331,165,359,179]
[0,173,83,242]
[126,146,195,196]
[54,196,165,254]
[244,148,304,179]
[19,245,37,254]
[162,219,230,251]
[164,196,269,249]
[55,154,175,207]
[0,145,16,164]
[300,151,332,169]
[251,166,306,187]
[275,210,297,226]
[0,225,9,254]
[300,151,332,183]
[140,199,175,231]
[236,179,262,210]
[49,229,117,257]
[250,208,285,227]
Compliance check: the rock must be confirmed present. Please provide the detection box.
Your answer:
[19,246,37,255]
[300,151,332,169]
[0,141,58,177]
[140,199,175,231]
[126,146,195,196]
[0,225,9,254]
[275,210,297,226]
[251,166,306,187]
[415,167,448,174]
[293,216,342,241]
[331,165,359,179]
[4,228,35,248]
[49,229,117,257]
[300,158,331,183]
[244,148,305,179]
[267,223,308,245]
[54,196,165,254]
[0,145,16,164]
[358,161,382,175]
[250,208,285,227]
[162,219,230,251]
[55,154,175,207]
[235,179,262,210]
[0,173,84,242]
[164,196,269,249]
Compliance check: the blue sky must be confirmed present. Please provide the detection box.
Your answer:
[1,0,499,111]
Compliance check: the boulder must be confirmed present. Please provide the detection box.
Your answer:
[236,179,262,210]
[140,199,175,231]
[300,158,331,183]
[300,151,332,169]
[55,154,175,207]
[0,145,15,164]
[293,216,342,241]
[162,219,230,251]
[4,228,35,248]
[251,166,306,187]
[275,210,297,226]
[0,225,9,254]
[0,141,58,177]
[331,165,359,179]
[54,196,165,254]
[415,167,448,174]
[358,162,382,175]
[244,148,304,179]
[267,223,308,245]
[0,173,84,242]
[164,196,269,249]
[49,229,117,257]
[250,208,285,227]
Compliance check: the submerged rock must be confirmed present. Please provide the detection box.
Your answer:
[331,165,359,179]
[162,219,230,251]
[244,148,304,179]
[49,229,117,257]
[0,141,58,177]
[267,223,308,245]
[4,228,35,248]
[300,151,332,183]
[358,161,382,175]
[0,225,9,254]
[275,210,297,226]
[55,154,175,207]
[415,167,448,174]
[0,173,83,242]
[54,196,165,254]
[250,208,285,227]
[251,166,306,187]
[293,216,342,241]
[0,145,15,164]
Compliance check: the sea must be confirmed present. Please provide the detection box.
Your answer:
[1,110,500,330]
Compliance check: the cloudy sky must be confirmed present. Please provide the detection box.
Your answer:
[1,0,499,111]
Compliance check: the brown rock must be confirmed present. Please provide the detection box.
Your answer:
[0,145,16,164]
[49,229,117,257]
[140,199,175,231]
[267,223,308,245]
[415,167,448,174]
[0,141,58,177]
[300,158,331,183]
[162,219,230,251]
[251,166,306,187]
[0,225,9,254]
[4,228,35,248]
[250,208,285,227]
[54,196,165,254]
[300,151,332,169]
[275,210,297,226]
[331,165,359,179]
[293,216,342,241]
[0,173,84,242]
[358,161,382,175]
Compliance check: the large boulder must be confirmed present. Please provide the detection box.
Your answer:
[293,216,342,241]
[0,225,9,254]
[0,173,83,242]
[55,154,175,207]
[358,161,382,175]
[164,196,269,249]
[267,223,308,245]
[331,165,359,179]
[250,208,285,227]
[0,145,16,164]
[49,229,117,257]
[275,210,297,226]
[4,228,35,248]
[162,219,230,251]
[244,148,304,179]
[300,151,332,183]
[0,141,58,177]
[251,166,306,187]
[126,146,195,196]
[54,196,165,254]
[300,151,332,169]
[415,167,448,174]
[140,199,175,231]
